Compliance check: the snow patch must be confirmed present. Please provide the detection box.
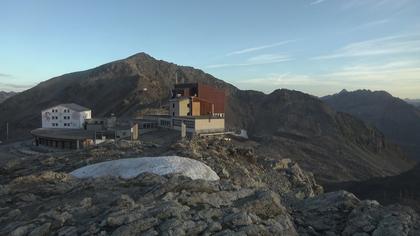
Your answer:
[70,156,219,181]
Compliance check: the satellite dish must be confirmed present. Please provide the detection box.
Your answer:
[143,88,148,91]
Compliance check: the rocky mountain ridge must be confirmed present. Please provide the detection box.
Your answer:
[0,136,419,235]
[0,91,17,103]
[323,89,420,160]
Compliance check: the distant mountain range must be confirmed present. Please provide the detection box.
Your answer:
[405,98,420,108]
[323,89,420,161]
[0,91,17,103]
[0,53,414,183]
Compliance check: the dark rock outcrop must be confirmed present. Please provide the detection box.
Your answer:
[1,137,419,235]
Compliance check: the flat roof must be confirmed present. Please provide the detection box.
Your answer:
[31,128,96,140]
[43,103,91,112]
[169,97,190,102]
[142,115,172,118]
[174,115,225,120]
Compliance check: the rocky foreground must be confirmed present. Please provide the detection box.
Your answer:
[0,137,419,235]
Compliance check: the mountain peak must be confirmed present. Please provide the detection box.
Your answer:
[124,52,156,62]
[339,89,348,94]
[126,52,155,61]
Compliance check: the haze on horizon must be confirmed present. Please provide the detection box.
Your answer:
[1,0,420,98]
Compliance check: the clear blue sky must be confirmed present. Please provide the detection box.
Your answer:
[1,0,420,98]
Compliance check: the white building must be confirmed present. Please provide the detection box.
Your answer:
[41,103,91,129]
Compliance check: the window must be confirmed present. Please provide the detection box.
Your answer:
[172,103,175,108]
[160,120,171,127]
[172,112,175,117]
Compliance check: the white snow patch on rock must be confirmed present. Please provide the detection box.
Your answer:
[70,156,219,181]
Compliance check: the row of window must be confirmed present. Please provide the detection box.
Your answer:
[173,119,195,129]
[142,123,158,129]
[51,123,72,127]
[52,109,71,113]
[51,116,71,120]
[160,120,171,127]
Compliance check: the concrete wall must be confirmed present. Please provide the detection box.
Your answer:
[170,98,190,117]
[192,101,200,116]
[42,105,91,129]
[172,117,225,134]
[195,118,225,133]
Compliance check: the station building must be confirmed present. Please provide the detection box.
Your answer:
[139,83,226,135]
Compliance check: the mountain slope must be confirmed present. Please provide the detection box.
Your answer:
[0,53,414,183]
[323,89,420,160]
[325,164,420,212]
[230,89,413,183]
[0,53,234,139]
[0,91,17,103]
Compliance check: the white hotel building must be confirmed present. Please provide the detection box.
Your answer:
[41,103,91,129]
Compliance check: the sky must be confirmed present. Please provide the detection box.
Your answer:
[1,0,420,98]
